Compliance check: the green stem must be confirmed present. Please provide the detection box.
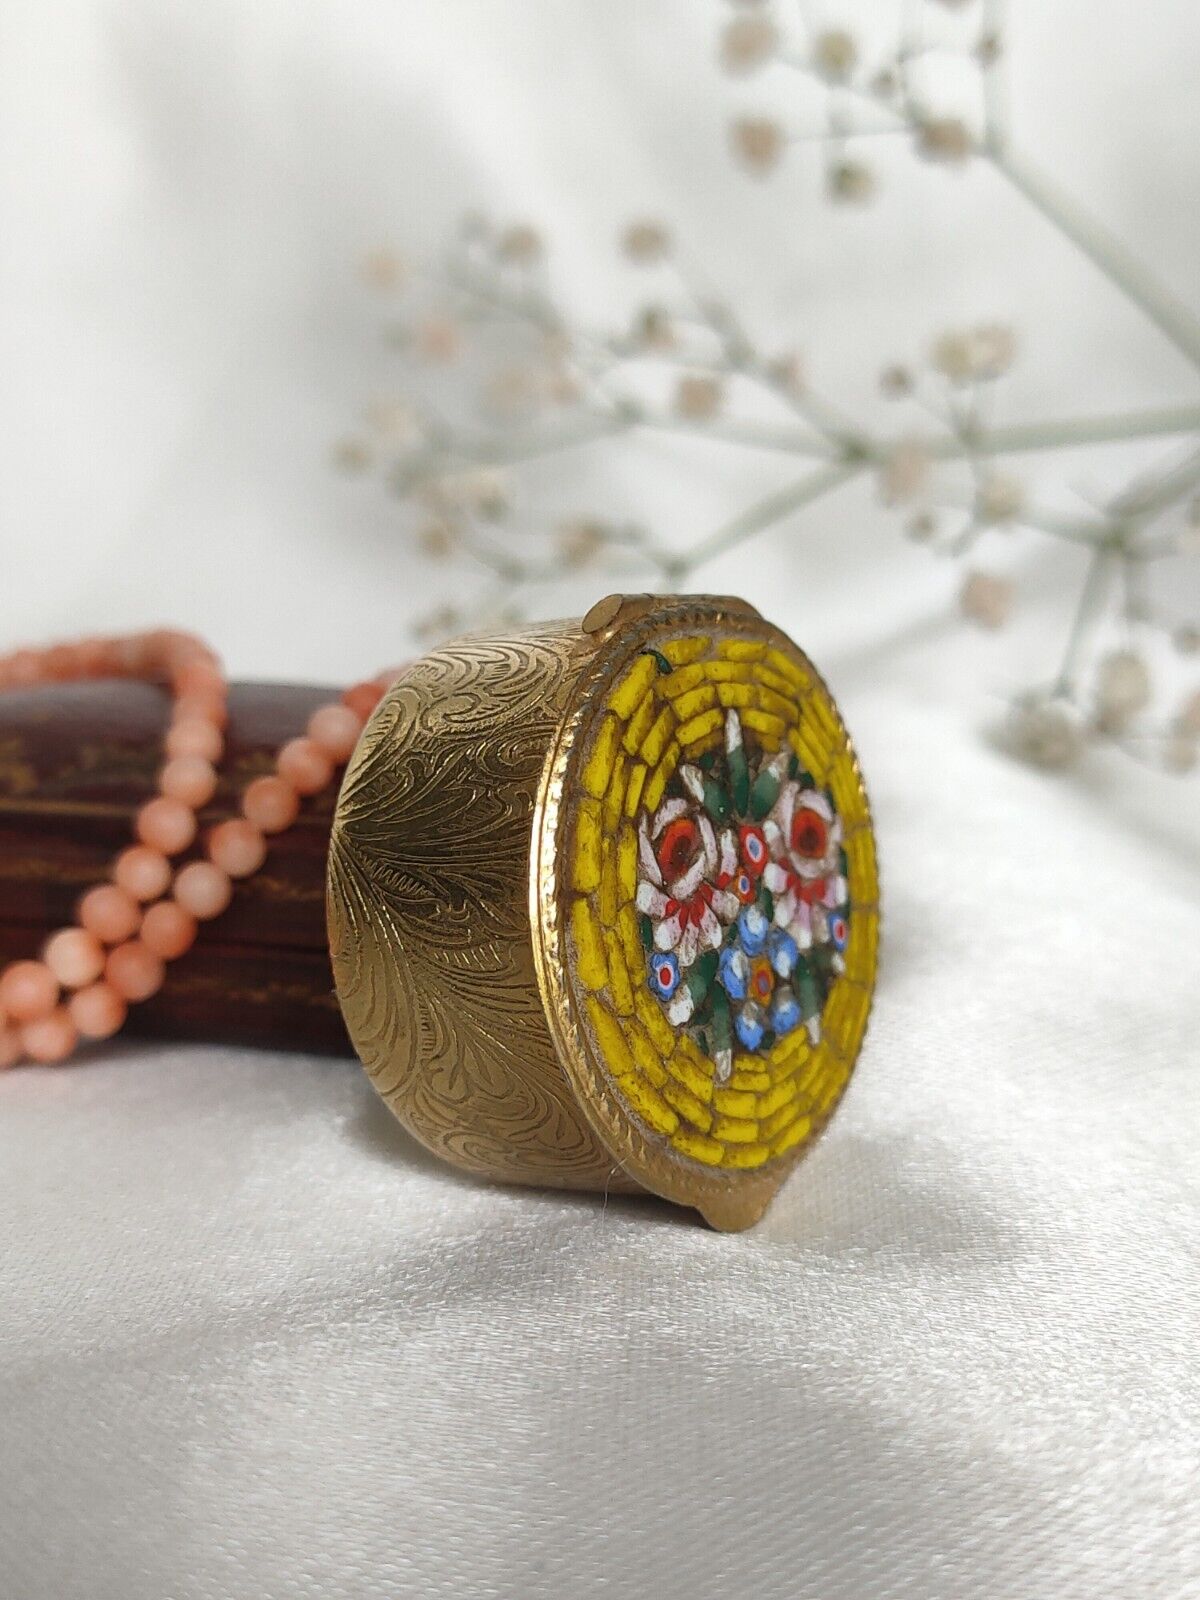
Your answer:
[1108,442,1200,518]
[932,402,1200,460]
[1054,546,1112,696]
[683,459,863,569]
[989,141,1200,373]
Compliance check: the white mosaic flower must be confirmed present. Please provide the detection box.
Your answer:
[635,793,737,971]
[762,782,847,946]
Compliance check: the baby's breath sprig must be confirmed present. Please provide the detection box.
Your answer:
[336,2,1200,778]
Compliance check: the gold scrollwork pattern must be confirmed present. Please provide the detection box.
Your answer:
[329,627,630,1190]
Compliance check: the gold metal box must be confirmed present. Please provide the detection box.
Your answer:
[328,594,879,1229]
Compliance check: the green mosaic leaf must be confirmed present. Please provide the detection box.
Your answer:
[685,964,711,1008]
[641,648,673,676]
[788,752,800,780]
[798,967,821,1021]
[728,743,750,816]
[703,779,731,823]
[694,948,720,988]
[639,914,654,951]
[749,765,781,820]
[711,987,732,1054]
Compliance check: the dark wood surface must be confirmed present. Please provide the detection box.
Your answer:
[0,680,353,1054]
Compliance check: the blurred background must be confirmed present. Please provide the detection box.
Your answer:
[1,0,1197,761]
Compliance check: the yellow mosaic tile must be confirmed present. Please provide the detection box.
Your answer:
[672,684,719,721]
[640,706,675,766]
[718,639,767,662]
[670,1128,725,1166]
[572,801,603,892]
[627,1019,669,1087]
[608,653,660,720]
[662,635,713,666]
[634,986,678,1055]
[676,707,724,750]
[640,744,678,813]
[623,695,658,755]
[572,899,608,991]
[603,928,634,1016]
[582,714,620,800]
[623,761,647,818]
[663,1080,713,1134]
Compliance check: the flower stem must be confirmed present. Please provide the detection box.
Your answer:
[683,459,864,570]
[1053,546,1113,696]
[988,141,1200,373]
[930,402,1200,460]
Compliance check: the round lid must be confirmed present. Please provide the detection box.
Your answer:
[533,595,879,1230]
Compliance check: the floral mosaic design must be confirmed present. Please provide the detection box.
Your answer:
[565,630,879,1176]
[637,707,849,1084]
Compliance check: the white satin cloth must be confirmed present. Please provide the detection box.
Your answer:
[1,2,1198,1596]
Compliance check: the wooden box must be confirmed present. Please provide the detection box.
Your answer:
[0,681,350,1054]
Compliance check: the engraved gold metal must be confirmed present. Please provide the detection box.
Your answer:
[327,594,879,1230]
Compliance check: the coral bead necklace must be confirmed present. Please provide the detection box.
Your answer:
[0,630,390,1069]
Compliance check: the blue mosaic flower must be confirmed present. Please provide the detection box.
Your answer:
[735,1000,767,1051]
[827,909,850,951]
[717,907,804,1054]
[647,949,681,1001]
[736,904,769,955]
[718,943,749,1002]
[770,987,802,1036]
[767,926,799,979]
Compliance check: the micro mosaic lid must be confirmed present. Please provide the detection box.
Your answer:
[534,598,879,1230]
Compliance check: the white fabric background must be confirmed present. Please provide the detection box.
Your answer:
[1,3,1198,1597]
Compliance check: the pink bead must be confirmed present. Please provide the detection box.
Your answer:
[276,737,334,796]
[79,884,142,945]
[76,637,113,676]
[44,644,80,680]
[136,795,197,856]
[159,754,218,808]
[43,928,105,989]
[0,959,59,1022]
[21,1007,77,1064]
[69,982,127,1040]
[173,861,232,921]
[242,776,300,834]
[140,901,197,960]
[207,819,266,879]
[174,691,228,730]
[160,630,213,670]
[4,649,43,687]
[307,703,363,763]
[0,1023,21,1069]
[113,845,172,903]
[342,681,385,721]
[176,662,225,701]
[165,718,223,763]
[105,941,165,1003]
[113,635,154,676]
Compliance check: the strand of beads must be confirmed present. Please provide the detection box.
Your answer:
[0,630,227,1065]
[0,637,391,1070]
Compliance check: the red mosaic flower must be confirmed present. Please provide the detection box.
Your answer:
[656,816,703,883]
[790,806,829,860]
